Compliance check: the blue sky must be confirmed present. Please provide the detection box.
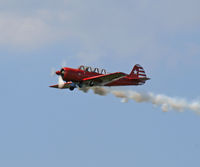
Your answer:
[1,0,200,166]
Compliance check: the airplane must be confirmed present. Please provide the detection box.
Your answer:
[49,64,150,91]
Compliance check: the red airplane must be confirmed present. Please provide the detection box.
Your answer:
[50,64,150,91]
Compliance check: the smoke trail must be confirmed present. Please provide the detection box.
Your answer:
[80,87,200,113]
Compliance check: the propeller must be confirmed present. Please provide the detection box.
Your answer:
[61,60,67,68]
[51,60,67,76]
[56,68,66,88]
[58,75,65,88]
[50,67,57,76]
[51,61,67,88]
[50,68,66,89]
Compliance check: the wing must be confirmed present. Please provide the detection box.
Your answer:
[82,72,126,86]
[49,81,72,89]
[49,73,126,89]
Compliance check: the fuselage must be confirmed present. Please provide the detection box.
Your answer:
[61,67,145,86]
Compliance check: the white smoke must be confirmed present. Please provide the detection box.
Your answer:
[79,87,200,113]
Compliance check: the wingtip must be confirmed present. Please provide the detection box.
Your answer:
[49,85,59,88]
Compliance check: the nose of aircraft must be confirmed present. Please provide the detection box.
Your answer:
[56,71,61,75]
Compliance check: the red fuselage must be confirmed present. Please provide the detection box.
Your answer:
[59,67,145,86]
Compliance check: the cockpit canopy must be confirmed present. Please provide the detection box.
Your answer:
[78,65,107,74]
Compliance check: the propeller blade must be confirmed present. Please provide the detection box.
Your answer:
[50,68,57,76]
[61,60,67,67]
[58,76,65,89]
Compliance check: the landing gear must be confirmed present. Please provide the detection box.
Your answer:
[78,82,83,88]
[69,82,76,91]
[89,81,94,87]
[69,86,75,91]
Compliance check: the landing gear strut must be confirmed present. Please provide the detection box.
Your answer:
[78,82,83,88]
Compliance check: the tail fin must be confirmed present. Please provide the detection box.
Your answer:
[129,64,147,78]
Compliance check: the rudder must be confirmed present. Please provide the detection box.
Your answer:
[129,64,147,78]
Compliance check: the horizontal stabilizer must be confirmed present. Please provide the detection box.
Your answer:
[49,81,72,89]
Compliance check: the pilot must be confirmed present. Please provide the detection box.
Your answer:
[85,67,89,72]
